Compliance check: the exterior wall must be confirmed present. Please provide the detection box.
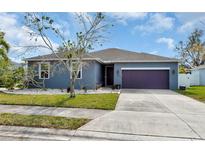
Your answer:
[95,62,103,87]
[200,69,205,85]
[114,62,178,90]
[28,60,102,89]
[28,60,179,90]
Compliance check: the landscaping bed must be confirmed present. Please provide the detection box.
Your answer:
[0,93,119,110]
[176,86,205,103]
[0,88,120,95]
[0,113,89,130]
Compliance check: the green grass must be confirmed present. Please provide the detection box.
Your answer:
[0,113,89,129]
[0,93,119,110]
[176,86,205,102]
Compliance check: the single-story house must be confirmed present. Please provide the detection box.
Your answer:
[190,65,205,86]
[25,48,179,90]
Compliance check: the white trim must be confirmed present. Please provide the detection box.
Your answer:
[70,62,83,80]
[77,66,83,79]
[25,61,28,80]
[25,58,178,63]
[121,67,170,70]
[25,58,98,61]
[25,58,104,63]
[38,62,50,79]
[104,60,179,63]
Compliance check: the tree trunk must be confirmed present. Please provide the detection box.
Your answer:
[70,78,75,98]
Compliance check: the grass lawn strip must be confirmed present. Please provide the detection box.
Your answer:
[0,113,90,130]
[176,86,205,102]
[0,93,119,110]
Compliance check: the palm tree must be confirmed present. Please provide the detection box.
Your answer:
[0,31,10,62]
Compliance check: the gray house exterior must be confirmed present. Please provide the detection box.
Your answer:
[25,48,179,90]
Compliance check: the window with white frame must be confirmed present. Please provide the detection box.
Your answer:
[39,62,50,79]
[70,62,82,79]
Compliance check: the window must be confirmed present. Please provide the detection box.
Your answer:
[70,62,82,79]
[39,62,50,79]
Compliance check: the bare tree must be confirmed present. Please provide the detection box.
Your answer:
[24,13,111,98]
[176,29,205,68]
[24,64,46,88]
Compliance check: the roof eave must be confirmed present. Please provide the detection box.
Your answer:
[25,58,104,64]
[25,58,179,64]
[102,60,179,63]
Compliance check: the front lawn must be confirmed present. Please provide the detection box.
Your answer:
[176,86,205,102]
[0,93,119,110]
[0,113,89,129]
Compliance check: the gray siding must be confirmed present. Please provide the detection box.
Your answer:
[200,69,205,85]
[28,60,178,90]
[28,60,101,89]
[95,62,103,86]
[114,62,178,90]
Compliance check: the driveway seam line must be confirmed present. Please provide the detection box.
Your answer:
[77,129,203,140]
[151,92,203,139]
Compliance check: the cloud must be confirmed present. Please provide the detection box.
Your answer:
[156,37,175,49]
[175,13,205,33]
[108,12,147,25]
[149,51,159,55]
[177,22,195,33]
[0,13,59,62]
[135,13,175,33]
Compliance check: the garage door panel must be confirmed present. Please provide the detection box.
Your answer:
[122,70,169,89]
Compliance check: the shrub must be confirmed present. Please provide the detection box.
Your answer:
[1,66,25,90]
[2,71,15,90]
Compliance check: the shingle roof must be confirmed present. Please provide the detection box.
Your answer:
[25,48,179,63]
[25,51,94,60]
[88,48,178,62]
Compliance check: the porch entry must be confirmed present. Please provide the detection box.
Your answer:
[105,65,114,86]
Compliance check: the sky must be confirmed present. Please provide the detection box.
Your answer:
[1,12,205,63]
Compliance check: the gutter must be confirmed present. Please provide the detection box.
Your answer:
[102,60,179,63]
[24,58,104,64]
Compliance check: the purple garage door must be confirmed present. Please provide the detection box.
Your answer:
[122,70,169,89]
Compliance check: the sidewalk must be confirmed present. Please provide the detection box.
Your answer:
[0,125,199,141]
[0,125,109,141]
[0,104,110,119]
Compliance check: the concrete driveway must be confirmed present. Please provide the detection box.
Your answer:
[78,89,205,140]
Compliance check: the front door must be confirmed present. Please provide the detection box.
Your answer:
[106,67,114,86]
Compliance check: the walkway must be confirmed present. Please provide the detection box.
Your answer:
[0,104,110,119]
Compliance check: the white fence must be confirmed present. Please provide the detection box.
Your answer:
[190,70,200,85]
[178,71,200,88]
[178,74,191,88]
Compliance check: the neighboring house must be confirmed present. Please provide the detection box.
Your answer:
[191,65,205,86]
[25,48,179,90]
